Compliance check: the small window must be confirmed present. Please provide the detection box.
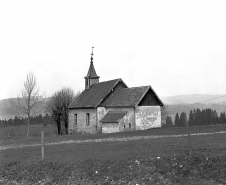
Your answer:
[124,125,126,128]
[74,114,77,125]
[86,113,90,126]
[129,123,131,128]
[86,79,88,86]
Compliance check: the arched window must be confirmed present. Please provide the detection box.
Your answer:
[129,123,131,128]
[124,125,126,128]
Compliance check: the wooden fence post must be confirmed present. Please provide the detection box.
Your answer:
[187,120,192,157]
[41,131,44,161]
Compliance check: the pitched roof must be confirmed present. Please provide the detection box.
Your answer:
[100,111,127,123]
[85,62,99,78]
[68,79,126,108]
[102,86,164,107]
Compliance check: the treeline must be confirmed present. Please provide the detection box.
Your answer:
[0,114,55,128]
[165,108,226,127]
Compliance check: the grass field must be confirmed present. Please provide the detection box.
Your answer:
[1,125,226,184]
[0,124,58,138]
[1,124,226,146]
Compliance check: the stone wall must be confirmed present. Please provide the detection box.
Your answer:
[98,107,135,133]
[135,106,161,130]
[68,108,97,134]
[97,107,107,133]
[68,106,161,134]
[102,123,119,133]
[118,108,135,132]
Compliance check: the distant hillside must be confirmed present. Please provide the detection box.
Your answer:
[161,94,226,120]
[165,103,226,121]
[161,94,226,105]
[0,94,226,120]
[0,98,49,120]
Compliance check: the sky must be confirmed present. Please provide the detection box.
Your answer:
[0,0,226,100]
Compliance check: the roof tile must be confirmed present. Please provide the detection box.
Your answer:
[100,111,127,123]
[102,86,150,107]
[68,79,123,108]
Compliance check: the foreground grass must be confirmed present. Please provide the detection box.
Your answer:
[1,153,226,185]
[1,124,226,146]
[1,127,226,184]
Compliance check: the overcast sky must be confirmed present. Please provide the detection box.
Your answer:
[0,0,226,100]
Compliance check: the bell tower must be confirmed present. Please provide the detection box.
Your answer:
[84,47,100,89]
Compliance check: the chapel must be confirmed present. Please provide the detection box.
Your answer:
[68,48,164,134]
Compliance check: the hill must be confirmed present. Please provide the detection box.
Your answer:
[165,103,226,120]
[161,94,226,105]
[0,94,226,120]
[0,98,49,120]
[161,94,226,120]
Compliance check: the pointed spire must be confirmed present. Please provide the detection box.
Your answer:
[86,47,99,78]
[84,47,100,89]
[85,62,99,78]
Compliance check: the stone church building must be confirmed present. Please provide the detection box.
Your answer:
[68,50,164,134]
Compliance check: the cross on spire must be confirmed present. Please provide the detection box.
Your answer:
[91,47,94,63]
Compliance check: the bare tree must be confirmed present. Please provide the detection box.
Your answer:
[47,92,63,135]
[10,72,45,136]
[47,88,80,135]
[60,88,76,134]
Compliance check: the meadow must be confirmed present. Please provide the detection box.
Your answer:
[0,124,58,138]
[1,125,226,184]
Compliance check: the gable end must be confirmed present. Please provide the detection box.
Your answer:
[138,88,164,106]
